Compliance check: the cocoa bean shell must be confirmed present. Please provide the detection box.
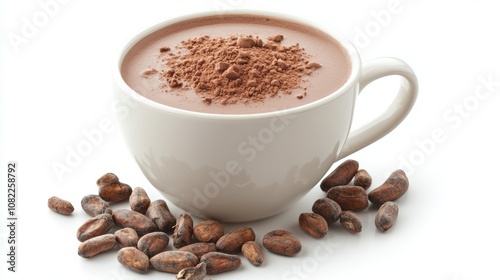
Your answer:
[176,262,207,280]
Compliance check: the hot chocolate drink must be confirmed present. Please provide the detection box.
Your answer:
[121,14,351,114]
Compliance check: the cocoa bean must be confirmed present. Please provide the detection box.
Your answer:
[48,196,74,215]
[81,194,111,216]
[339,211,362,233]
[326,185,369,211]
[375,201,399,232]
[193,220,224,243]
[99,182,132,202]
[112,209,158,235]
[353,169,372,190]
[129,187,151,214]
[114,227,139,247]
[262,230,301,257]
[117,247,149,273]
[76,213,114,242]
[96,173,132,202]
[137,231,169,258]
[145,199,177,234]
[299,213,328,239]
[176,262,207,280]
[368,170,409,206]
[320,159,359,192]
[173,213,194,248]
[178,242,217,259]
[150,251,199,273]
[312,197,341,224]
[215,226,255,254]
[96,172,119,186]
[241,241,264,266]
[200,252,241,274]
[78,233,116,258]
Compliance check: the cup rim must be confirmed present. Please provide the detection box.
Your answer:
[113,10,361,120]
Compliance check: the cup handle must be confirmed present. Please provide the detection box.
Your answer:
[337,57,419,159]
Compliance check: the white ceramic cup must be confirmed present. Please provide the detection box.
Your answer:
[113,11,418,222]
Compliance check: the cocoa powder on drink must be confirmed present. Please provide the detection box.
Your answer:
[158,34,321,105]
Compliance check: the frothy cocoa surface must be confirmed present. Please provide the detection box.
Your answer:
[121,14,351,114]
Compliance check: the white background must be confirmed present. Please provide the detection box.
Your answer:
[1,1,500,279]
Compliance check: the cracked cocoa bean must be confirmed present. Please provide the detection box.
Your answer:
[193,220,224,243]
[176,262,207,280]
[216,226,255,254]
[368,170,409,206]
[76,213,114,242]
[117,247,149,273]
[78,233,116,258]
[320,159,359,192]
[173,213,194,248]
[262,230,301,257]
[146,199,177,234]
[326,185,369,211]
[112,209,158,235]
[299,213,328,239]
[375,201,399,232]
[81,194,111,216]
[129,187,151,214]
[48,196,74,215]
[137,231,169,258]
[150,251,199,273]
[200,252,241,274]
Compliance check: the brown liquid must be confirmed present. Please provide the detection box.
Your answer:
[121,14,351,114]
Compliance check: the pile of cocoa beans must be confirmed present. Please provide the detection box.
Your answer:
[299,159,409,238]
[48,159,409,279]
[48,172,303,279]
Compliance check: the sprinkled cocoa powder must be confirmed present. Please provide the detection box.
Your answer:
[156,34,321,105]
